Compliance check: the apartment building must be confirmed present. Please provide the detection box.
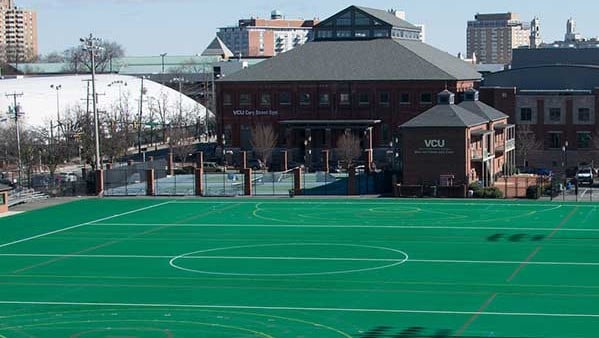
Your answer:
[0,0,38,64]
[216,10,318,58]
[467,13,529,65]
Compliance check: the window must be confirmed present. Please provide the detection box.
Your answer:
[260,93,271,106]
[578,108,591,122]
[549,108,561,122]
[319,93,330,106]
[336,30,351,38]
[355,13,371,26]
[0,193,4,206]
[420,93,432,104]
[379,92,390,106]
[400,93,410,105]
[299,93,311,105]
[577,132,592,149]
[340,93,350,105]
[223,93,232,106]
[239,94,252,106]
[355,30,370,38]
[548,132,562,149]
[317,30,333,39]
[374,30,389,38]
[359,93,370,105]
[279,92,291,105]
[336,12,351,26]
[520,108,532,121]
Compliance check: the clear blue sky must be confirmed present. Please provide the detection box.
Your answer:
[18,0,599,57]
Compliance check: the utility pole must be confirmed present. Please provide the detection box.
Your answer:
[6,92,24,186]
[81,34,103,170]
[138,76,146,155]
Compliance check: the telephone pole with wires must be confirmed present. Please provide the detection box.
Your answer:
[5,92,24,186]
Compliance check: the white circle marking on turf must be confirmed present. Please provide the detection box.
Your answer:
[169,243,409,276]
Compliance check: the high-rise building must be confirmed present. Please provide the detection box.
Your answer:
[216,10,318,58]
[467,13,530,64]
[0,0,38,64]
[529,17,541,49]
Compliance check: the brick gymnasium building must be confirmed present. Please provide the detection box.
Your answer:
[401,89,515,187]
[215,5,481,168]
[481,48,599,170]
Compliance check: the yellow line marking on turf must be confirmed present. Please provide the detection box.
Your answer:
[455,292,497,337]
[454,206,580,336]
[507,206,579,283]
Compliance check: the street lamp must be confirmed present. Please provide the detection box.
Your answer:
[304,135,312,172]
[50,84,62,125]
[171,77,185,116]
[80,34,103,170]
[160,53,167,74]
[562,140,569,201]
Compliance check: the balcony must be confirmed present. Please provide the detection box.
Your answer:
[471,149,494,162]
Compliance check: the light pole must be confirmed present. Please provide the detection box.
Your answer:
[81,34,103,170]
[562,140,569,201]
[160,53,167,75]
[171,77,185,117]
[304,135,312,172]
[50,84,62,125]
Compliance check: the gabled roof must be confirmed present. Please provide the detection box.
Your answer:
[401,104,489,128]
[219,39,481,82]
[458,100,508,122]
[354,6,420,30]
[202,37,234,58]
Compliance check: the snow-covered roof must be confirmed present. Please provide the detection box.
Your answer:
[0,74,208,128]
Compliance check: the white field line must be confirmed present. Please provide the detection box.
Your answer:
[168,200,598,208]
[1,253,599,266]
[0,201,172,250]
[0,300,599,318]
[166,200,599,208]
[95,223,599,233]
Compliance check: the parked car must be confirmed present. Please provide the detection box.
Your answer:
[576,167,594,185]
[59,172,78,182]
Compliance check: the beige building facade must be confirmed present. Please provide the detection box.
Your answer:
[0,0,38,64]
[217,10,317,58]
[467,13,529,65]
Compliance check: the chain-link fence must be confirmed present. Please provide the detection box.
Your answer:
[203,171,245,197]
[251,169,295,196]
[104,159,167,196]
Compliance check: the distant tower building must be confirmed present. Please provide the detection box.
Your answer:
[529,17,541,48]
[216,10,318,57]
[0,0,38,64]
[564,17,582,42]
[467,12,530,64]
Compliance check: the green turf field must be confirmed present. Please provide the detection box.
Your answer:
[0,198,598,337]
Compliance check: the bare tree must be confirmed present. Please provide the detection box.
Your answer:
[102,95,135,162]
[336,131,361,169]
[171,58,205,75]
[39,51,65,63]
[64,40,125,73]
[250,124,278,169]
[147,91,171,145]
[515,124,542,168]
